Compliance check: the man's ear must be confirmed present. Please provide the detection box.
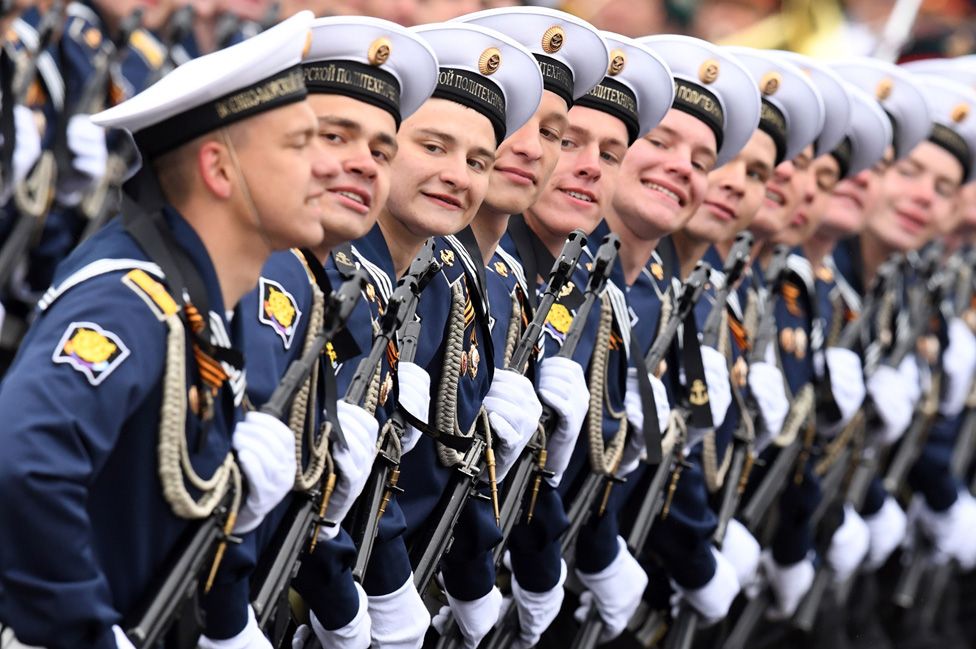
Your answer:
[197,139,233,199]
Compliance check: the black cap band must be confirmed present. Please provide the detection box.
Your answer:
[303,60,402,127]
[672,78,724,152]
[534,54,574,108]
[759,99,788,165]
[830,136,852,179]
[930,123,971,181]
[135,65,307,158]
[432,67,507,145]
[575,76,641,144]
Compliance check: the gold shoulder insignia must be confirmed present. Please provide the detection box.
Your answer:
[122,269,179,320]
[83,27,102,49]
[258,277,303,349]
[129,30,165,69]
[815,265,834,282]
[650,262,665,281]
[53,321,130,386]
[440,249,455,267]
[493,260,509,278]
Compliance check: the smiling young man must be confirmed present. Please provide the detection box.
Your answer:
[342,23,543,649]
[0,13,331,649]
[189,18,439,649]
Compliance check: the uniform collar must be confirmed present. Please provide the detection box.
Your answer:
[161,205,228,320]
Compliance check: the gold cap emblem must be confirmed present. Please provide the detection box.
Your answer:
[542,25,565,54]
[479,47,502,76]
[368,37,392,66]
[760,71,781,96]
[952,102,970,124]
[608,49,626,76]
[699,59,720,85]
[876,77,893,101]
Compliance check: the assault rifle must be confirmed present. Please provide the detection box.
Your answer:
[571,261,713,649]
[125,272,363,648]
[347,240,442,582]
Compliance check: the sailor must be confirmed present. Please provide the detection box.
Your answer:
[345,22,542,649]
[0,11,325,649]
[193,16,439,649]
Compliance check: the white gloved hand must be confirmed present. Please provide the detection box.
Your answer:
[306,583,371,649]
[672,547,740,625]
[823,347,866,435]
[537,356,589,486]
[827,505,870,583]
[700,346,732,427]
[915,490,976,570]
[510,558,567,648]
[317,401,380,539]
[762,552,814,621]
[113,625,136,649]
[863,495,907,570]
[368,574,430,649]
[484,369,543,481]
[620,367,671,476]
[233,411,297,534]
[1,106,42,204]
[432,586,503,649]
[573,537,648,642]
[722,519,761,595]
[941,318,976,416]
[198,606,272,649]
[867,358,919,445]
[58,114,108,202]
[397,361,430,455]
[748,361,789,440]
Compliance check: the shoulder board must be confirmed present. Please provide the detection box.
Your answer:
[128,29,165,69]
[121,268,178,321]
[39,259,164,312]
[65,7,101,51]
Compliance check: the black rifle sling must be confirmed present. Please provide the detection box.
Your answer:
[507,214,557,309]
[630,328,663,464]
[298,247,341,437]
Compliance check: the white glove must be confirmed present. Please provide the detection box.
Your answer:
[748,361,789,440]
[867,358,919,445]
[863,495,907,570]
[484,369,543,481]
[672,547,740,625]
[305,583,371,649]
[537,356,589,486]
[432,586,503,649]
[233,411,297,534]
[941,318,976,416]
[318,400,380,539]
[914,490,976,570]
[827,505,870,583]
[620,367,671,475]
[510,557,567,648]
[722,519,761,595]
[397,361,429,455]
[198,606,272,649]
[59,114,108,202]
[574,537,648,642]
[0,105,42,204]
[113,626,136,649]
[823,347,866,435]
[368,574,430,649]
[761,552,814,621]
[700,346,732,427]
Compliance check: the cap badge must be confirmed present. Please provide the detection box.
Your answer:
[875,77,893,101]
[699,59,720,85]
[760,71,781,96]
[368,37,392,66]
[542,25,565,54]
[479,47,502,76]
[608,49,626,76]
[952,102,970,124]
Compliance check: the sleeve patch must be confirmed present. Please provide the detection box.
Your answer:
[258,277,303,350]
[52,322,130,386]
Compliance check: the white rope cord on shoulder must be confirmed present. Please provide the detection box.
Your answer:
[291,280,329,492]
[437,281,467,468]
[586,296,628,475]
[157,312,240,520]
